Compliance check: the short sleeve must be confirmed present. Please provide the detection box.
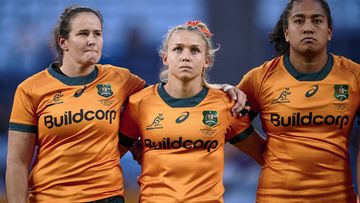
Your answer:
[236,69,261,113]
[123,72,146,99]
[9,85,38,133]
[119,96,141,141]
[225,105,254,143]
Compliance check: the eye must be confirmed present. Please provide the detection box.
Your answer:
[313,19,323,24]
[94,31,102,36]
[78,32,89,36]
[294,19,304,24]
[173,47,182,52]
[191,48,200,54]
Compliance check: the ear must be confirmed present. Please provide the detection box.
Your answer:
[204,55,211,69]
[327,28,333,41]
[162,53,168,66]
[283,28,289,42]
[58,36,68,51]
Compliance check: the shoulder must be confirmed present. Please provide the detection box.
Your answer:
[127,84,157,104]
[207,88,234,106]
[238,56,283,89]
[207,88,228,99]
[244,56,283,78]
[97,64,132,77]
[17,69,49,94]
[332,54,360,72]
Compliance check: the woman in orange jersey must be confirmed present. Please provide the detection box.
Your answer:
[237,0,360,202]
[119,21,265,202]
[6,6,249,203]
[6,6,146,203]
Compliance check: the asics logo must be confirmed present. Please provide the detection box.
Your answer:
[305,85,318,97]
[176,112,190,123]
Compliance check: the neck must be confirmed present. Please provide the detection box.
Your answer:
[164,77,203,98]
[60,59,96,77]
[288,50,328,73]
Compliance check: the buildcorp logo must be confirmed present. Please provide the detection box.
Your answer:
[144,137,218,152]
[270,112,349,129]
[44,109,116,128]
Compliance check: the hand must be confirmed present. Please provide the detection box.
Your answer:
[222,84,250,117]
[129,139,142,165]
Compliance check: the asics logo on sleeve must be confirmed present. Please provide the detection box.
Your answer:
[175,112,190,123]
[305,85,319,97]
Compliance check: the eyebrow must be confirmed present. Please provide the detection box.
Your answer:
[173,43,201,47]
[291,13,326,18]
[76,29,102,32]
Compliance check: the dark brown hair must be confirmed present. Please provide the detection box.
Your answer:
[52,5,104,64]
[269,0,333,56]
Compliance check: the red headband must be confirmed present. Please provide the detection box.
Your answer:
[185,20,213,38]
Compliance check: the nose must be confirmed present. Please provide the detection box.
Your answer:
[303,20,314,34]
[87,33,96,46]
[181,49,191,62]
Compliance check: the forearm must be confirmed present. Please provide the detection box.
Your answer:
[357,149,360,195]
[6,130,36,203]
[233,130,266,165]
[6,162,29,203]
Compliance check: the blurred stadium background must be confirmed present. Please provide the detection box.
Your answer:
[0,0,359,202]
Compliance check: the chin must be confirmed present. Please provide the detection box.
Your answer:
[87,56,101,64]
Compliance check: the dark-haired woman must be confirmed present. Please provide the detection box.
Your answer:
[6,6,146,203]
[6,5,248,203]
[237,0,360,202]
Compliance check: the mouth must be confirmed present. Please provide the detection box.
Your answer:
[179,66,192,70]
[301,37,316,42]
[84,50,98,53]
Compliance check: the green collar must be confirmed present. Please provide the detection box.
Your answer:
[47,63,98,86]
[284,53,333,81]
[157,83,208,107]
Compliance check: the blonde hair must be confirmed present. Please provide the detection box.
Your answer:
[158,21,219,88]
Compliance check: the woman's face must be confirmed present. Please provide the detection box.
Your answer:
[60,12,103,66]
[284,0,332,56]
[162,30,210,83]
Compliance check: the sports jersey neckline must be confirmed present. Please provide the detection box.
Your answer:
[284,53,334,81]
[157,83,208,107]
[47,63,98,86]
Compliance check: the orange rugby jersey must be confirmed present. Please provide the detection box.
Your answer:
[9,64,145,202]
[119,83,253,203]
[238,53,360,203]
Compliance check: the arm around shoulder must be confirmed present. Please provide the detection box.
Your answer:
[6,130,36,203]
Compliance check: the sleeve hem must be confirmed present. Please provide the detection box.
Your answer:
[228,126,254,144]
[8,122,37,133]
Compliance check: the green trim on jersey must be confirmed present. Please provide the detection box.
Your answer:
[158,83,209,107]
[9,122,37,133]
[47,63,98,86]
[284,53,334,81]
[249,110,258,121]
[228,126,254,144]
[118,132,136,147]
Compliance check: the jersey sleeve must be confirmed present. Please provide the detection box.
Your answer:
[224,100,254,143]
[123,71,146,99]
[236,68,261,114]
[8,85,38,133]
[119,96,141,147]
